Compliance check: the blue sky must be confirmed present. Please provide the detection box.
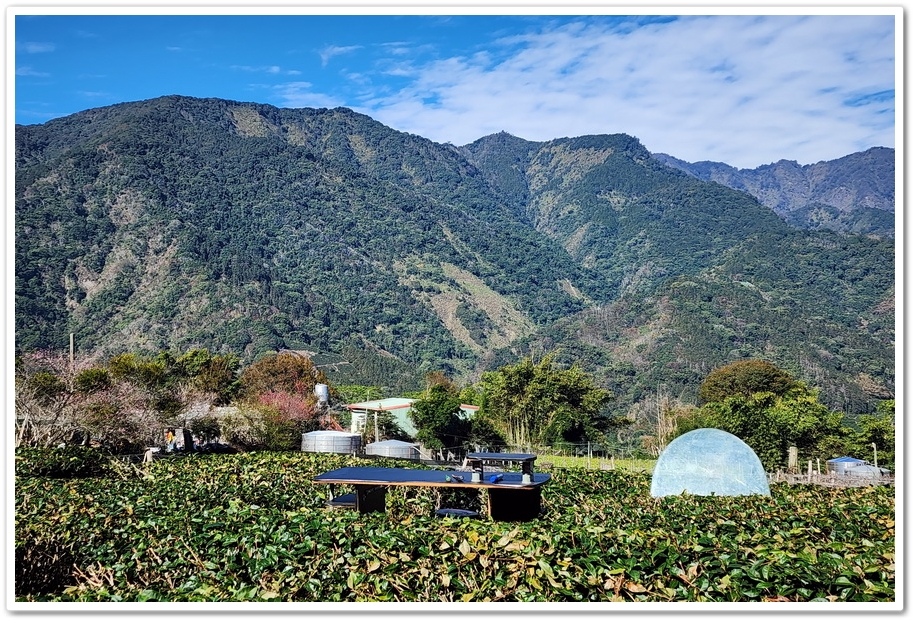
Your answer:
[12,7,898,169]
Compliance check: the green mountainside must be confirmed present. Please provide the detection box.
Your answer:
[15,96,895,416]
[463,133,793,298]
[462,134,894,416]
[16,96,610,376]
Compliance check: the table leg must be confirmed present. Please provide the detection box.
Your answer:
[355,484,387,514]
[487,487,542,521]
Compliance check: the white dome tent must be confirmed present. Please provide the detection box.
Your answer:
[651,428,770,498]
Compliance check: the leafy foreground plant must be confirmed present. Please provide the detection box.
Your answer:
[15,451,894,603]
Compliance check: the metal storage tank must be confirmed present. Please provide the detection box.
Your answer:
[301,430,362,454]
[314,384,330,404]
[365,439,421,460]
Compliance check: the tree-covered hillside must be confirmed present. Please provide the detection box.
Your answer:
[16,96,895,416]
[464,133,794,298]
[16,96,612,377]
[490,229,894,417]
[463,133,894,414]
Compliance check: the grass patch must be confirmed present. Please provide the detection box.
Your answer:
[538,453,655,472]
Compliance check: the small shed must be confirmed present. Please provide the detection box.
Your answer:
[827,456,891,479]
[826,456,867,475]
[347,398,418,436]
[347,398,481,438]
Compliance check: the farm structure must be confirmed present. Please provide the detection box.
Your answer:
[826,455,892,478]
[346,398,479,438]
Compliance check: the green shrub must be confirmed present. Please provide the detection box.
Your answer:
[15,446,113,479]
[14,452,896,603]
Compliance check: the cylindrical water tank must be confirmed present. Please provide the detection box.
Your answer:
[314,384,330,404]
[365,439,420,460]
[301,430,362,454]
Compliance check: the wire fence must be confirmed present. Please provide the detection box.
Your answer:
[407,441,650,471]
[769,469,895,488]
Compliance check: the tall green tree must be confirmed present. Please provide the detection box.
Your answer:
[683,360,849,471]
[107,352,185,421]
[175,348,241,405]
[478,352,613,448]
[698,359,800,405]
[849,400,895,470]
[409,382,470,452]
[680,388,845,472]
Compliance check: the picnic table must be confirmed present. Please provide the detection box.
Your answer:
[313,464,550,521]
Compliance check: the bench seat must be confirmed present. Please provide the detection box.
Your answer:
[328,492,357,508]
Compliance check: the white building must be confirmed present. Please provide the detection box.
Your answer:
[346,398,480,439]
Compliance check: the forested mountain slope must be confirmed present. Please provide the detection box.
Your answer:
[16,96,895,415]
[462,133,894,415]
[16,96,612,376]
[463,133,793,298]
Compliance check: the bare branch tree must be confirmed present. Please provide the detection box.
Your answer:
[14,351,84,447]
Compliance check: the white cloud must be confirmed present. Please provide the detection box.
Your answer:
[231,64,301,76]
[319,45,361,67]
[77,91,111,99]
[357,15,895,168]
[271,81,341,109]
[16,66,50,77]
[20,42,55,53]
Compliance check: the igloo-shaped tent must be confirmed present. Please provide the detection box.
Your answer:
[651,428,770,497]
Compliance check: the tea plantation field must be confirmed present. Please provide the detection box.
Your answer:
[14,449,895,604]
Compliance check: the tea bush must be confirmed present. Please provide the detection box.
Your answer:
[15,445,115,479]
[14,451,895,603]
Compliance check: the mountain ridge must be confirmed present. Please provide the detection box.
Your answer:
[652,146,894,238]
[15,95,895,417]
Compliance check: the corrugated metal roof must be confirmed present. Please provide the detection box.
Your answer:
[346,398,480,412]
[827,456,866,463]
[347,398,416,411]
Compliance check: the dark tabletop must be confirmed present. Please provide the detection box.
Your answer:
[314,466,549,489]
[466,452,537,461]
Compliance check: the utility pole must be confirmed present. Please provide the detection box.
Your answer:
[69,333,75,391]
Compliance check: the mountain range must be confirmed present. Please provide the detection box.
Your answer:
[15,95,895,422]
[653,147,894,238]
